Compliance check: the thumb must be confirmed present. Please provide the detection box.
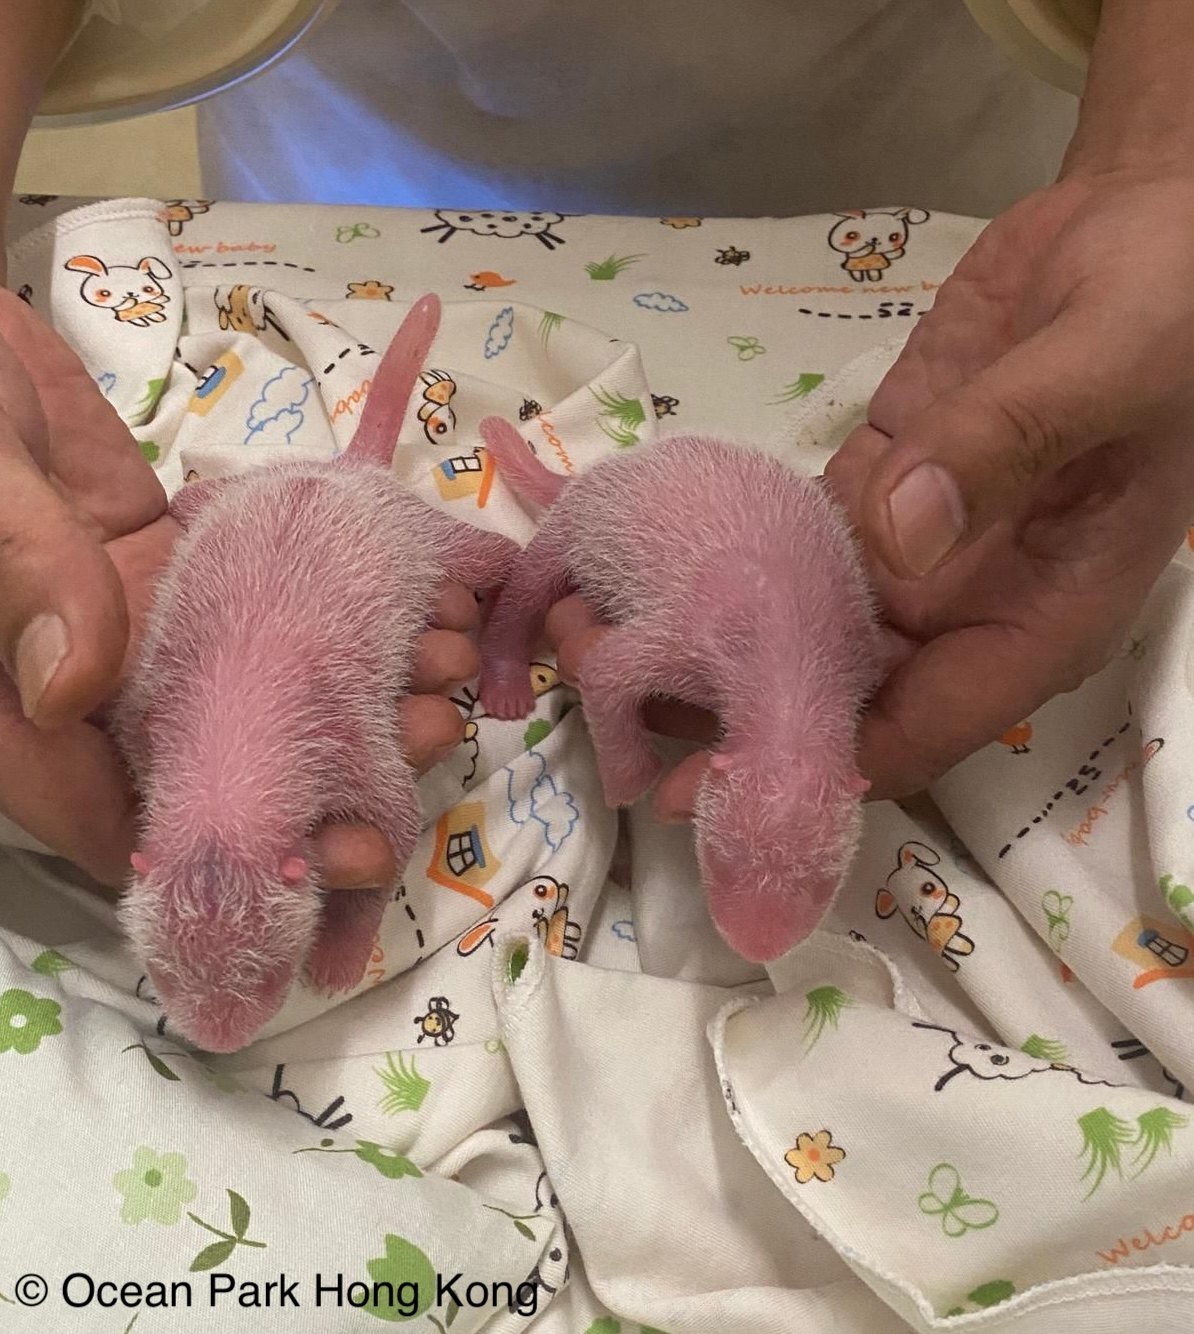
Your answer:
[862,311,1138,578]
[0,445,128,727]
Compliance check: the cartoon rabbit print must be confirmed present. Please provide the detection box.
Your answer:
[827,208,928,281]
[65,254,173,326]
[64,254,173,328]
[875,841,975,971]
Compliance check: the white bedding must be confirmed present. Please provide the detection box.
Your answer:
[0,195,1190,1332]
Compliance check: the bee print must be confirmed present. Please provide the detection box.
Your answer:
[415,996,459,1046]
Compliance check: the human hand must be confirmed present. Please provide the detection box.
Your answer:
[0,290,476,888]
[825,169,1194,796]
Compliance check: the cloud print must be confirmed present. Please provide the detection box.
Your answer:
[244,365,314,444]
[633,291,689,313]
[484,306,515,359]
[506,750,580,853]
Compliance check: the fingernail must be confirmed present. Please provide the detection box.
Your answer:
[887,463,966,576]
[14,614,68,720]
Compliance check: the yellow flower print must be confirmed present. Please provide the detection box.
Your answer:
[346,280,394,300]
[784,1129,845,1184]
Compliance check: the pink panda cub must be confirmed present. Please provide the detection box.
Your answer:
[113,295,516,1052]
[476,415,885,964]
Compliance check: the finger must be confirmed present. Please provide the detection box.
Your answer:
[857,622,1091,800]
[411,629,478,693]
[400,692,466,773]
[546,594,603,652]
[0,444,129,725]
[861,308,1147,578]
[0,327,50,471]
[317,694,469,890]
[556,625,606,687]
[0,691,137,886]
[312,823,396,891]
[0,290,165,535]
[642,698,720,743]
[653,751,711,824]
[431,581,480,633]
[822,422,890,519]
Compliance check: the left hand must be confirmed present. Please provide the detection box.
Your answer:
[550,168,1194,809]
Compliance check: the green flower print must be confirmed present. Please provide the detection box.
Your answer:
[113,1148,198,1226]
[362,1234,435,1322]
[1160,873,1194,927]
[0,988,63,1055]
[355,1142,422,1180]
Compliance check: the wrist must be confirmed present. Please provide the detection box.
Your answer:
[0,0,83,287]
[1061,0,1194,180]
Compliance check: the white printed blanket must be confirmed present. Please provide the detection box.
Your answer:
[0,196,1190,1333]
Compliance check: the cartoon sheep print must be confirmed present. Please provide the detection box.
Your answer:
[912,1023,1113,1093]
[421,211,567,250]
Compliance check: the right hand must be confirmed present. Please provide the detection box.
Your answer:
[0,290,476,889]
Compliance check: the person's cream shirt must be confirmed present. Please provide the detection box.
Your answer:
[52,1,1100,215]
